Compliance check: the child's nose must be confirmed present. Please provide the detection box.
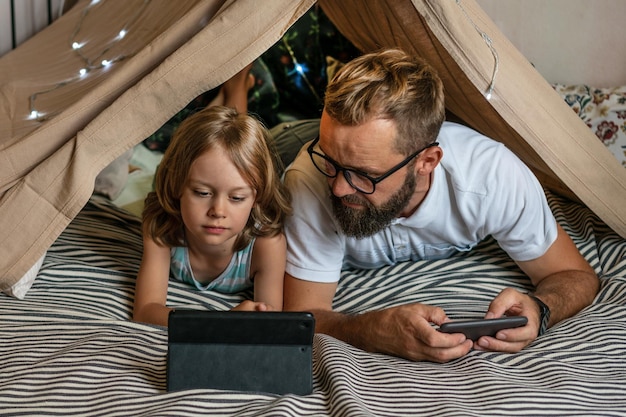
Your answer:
[208,197,226,217]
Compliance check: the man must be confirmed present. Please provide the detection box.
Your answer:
[282,48,599,362]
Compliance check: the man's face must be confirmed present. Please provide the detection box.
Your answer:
[331,168,416,238]
[318,112,421,238]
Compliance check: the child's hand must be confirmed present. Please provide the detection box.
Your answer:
[232,300,275,312]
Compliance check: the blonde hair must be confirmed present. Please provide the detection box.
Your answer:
[142,105,291,251]
[324,48,445,154]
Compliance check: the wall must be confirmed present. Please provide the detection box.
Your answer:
[476,0,626,87]
[0,0,69,57]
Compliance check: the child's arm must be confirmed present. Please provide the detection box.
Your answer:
[133,234,173,326]
[249,233,287,311]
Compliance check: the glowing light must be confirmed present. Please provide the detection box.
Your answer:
[294,63,304,75]
[29,0,151,122]
[485,92,492,100]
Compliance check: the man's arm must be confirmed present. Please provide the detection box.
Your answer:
[517,224,599,325]
[283,273,473,362]
[478,224,599,351]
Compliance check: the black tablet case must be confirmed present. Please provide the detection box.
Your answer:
[167,310,315,395]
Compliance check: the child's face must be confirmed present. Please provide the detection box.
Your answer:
[180,146,256,251]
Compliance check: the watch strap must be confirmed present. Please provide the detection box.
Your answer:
[528,294,550,336]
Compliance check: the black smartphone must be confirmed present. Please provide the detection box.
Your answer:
[438,316,528,340]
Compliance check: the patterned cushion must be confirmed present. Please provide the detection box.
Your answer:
[554,84,626,167]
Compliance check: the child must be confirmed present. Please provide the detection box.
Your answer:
[133,105,291,327]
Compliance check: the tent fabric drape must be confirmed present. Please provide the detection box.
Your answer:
[1,0,624,292]
[0,0,316,291]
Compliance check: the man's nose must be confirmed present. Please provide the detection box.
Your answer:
[330,171,357,198]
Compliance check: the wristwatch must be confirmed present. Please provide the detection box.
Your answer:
[528,294,550,336]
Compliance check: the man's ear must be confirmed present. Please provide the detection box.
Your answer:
[416,145,443,176]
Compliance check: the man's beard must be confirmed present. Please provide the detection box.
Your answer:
[331,170,417,239]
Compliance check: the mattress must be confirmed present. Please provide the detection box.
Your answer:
[1,193,625,416]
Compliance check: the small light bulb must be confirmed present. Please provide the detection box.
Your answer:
[295,63,304,75]
[101,59,111,67]
[118,29,127,39]
[485,92,492,100]
[79,68,88,77]
[72,42,81,50]
[29,110,39,119]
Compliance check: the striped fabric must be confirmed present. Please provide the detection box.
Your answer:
[1,194,625,416]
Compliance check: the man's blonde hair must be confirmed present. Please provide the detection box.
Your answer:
[324,48,445,154]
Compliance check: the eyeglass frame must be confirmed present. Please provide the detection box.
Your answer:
[307,136,439,194]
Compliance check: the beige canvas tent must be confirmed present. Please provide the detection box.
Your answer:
[1,0,625,293]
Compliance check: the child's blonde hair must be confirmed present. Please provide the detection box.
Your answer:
[143,105,291,251]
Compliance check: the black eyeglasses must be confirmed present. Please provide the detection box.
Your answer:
[307,136,439,194]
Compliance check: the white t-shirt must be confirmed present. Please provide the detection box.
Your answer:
[284,122,557,283]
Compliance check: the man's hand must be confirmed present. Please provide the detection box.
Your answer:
[312,303,474,362]
[473,288,542,352]
[284,273,473,362]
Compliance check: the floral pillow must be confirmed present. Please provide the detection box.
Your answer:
[554,84,626,167]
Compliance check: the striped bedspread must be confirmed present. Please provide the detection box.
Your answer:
[1,193,625,416]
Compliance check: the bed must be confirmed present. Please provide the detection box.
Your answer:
[2,1,626,416]
[2,176,626,416]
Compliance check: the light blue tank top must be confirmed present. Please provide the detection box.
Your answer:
[170,239,255,293]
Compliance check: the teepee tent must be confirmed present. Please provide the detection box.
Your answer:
[1,0,625,293]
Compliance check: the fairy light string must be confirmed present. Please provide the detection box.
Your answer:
[27,0,497,122]
[455,0,499,100]
[29,0,151,121]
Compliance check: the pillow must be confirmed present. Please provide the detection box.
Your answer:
[94,148,134,200]
[2,252,45,299]
[554,84,626,167]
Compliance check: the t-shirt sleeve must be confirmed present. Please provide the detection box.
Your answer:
[283,161,345,283]
[484,145,558,262]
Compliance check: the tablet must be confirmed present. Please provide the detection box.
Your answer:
[167,310,315,395]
